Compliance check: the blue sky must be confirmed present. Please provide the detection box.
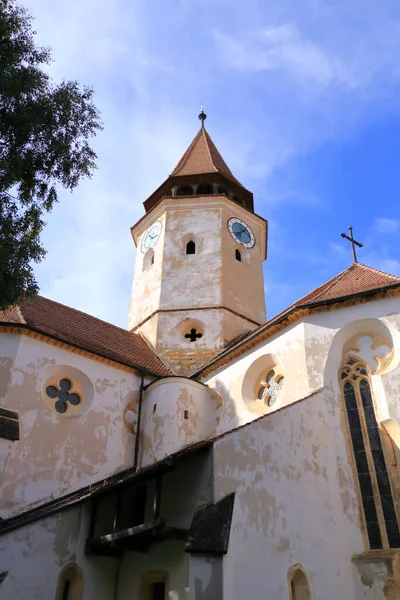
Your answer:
[23,0,400,327]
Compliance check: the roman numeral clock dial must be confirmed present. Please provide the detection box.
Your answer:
[227,217,255,248]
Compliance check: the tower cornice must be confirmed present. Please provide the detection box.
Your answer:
[131,194,268,260]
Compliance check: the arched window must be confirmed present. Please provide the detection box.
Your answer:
[289,567,311,600]
[55,564,83,600]
[197,183,214,195]
[340,357,400,549]
[143,248,155,271]
[177,185,193,196]
[186,240,196,255]
[235,249,241,262]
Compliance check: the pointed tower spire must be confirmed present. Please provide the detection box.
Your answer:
[143,117,255,213]
[170,126,242,186]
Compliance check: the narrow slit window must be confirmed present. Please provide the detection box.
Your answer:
[149,581,166,600]
[184,410,189,420]
[61,580,70,600]
[186,240,196,255]
[235,249,241,262]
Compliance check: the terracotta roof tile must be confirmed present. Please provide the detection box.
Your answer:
[297,262,400,305]
[171,127,244,187]
[0,296,171,377]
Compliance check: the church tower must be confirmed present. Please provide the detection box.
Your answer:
[128,111,268,374]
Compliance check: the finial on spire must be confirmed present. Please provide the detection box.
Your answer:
[198,103,207,128]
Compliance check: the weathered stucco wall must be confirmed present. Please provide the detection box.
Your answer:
[139,378,219,467]
[0,332,142,517]
[221,203,266,325]
[129,196,266,374]
[0,504,117,600]
[205,297,400,437]
[128,212,166,331]
[213,390,378,600]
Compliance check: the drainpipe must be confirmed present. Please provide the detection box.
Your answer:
[133,374,145,471]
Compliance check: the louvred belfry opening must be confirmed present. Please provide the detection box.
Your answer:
[143,126,254,213]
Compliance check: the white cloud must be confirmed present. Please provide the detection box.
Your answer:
[214,24,357,88]
[18,0,400,325]
[375,218,400,234]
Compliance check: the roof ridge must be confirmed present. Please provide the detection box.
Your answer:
[203,128,219,174]
[171,128,202,177]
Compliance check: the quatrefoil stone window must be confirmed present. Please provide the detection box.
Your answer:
[46,378,81,414]
[257,369,284,407]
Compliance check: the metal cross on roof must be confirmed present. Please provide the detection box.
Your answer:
[341,225,363,263]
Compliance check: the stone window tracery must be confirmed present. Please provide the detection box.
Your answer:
[257,369,284,407]
[184,328,202,342]
[46,378,81,414]
[340,356,400,549]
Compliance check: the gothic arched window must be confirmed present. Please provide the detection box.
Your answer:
[186,240,196,255]
[341,357,400,549]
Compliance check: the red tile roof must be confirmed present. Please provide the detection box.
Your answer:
[0,296,171,377]
[193,262,400,377]
[296,262,400,305]
[171,127,244,187]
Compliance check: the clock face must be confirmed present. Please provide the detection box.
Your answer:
[227,217,255,248]
[141,221,162,253]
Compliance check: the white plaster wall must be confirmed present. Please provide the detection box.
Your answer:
[128,212,167,330]
[0,505,117,600]
[221,203,266,324]
[139,378,217,467]
[205,321,309,435]
[213,389,377,600]
[118,540,189,600]
[160,205,223,309]
[129,196,267,355]
[205,297,400,438]
[189,555,222,600]
[0,333,142,517]
[156,309,225,350]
